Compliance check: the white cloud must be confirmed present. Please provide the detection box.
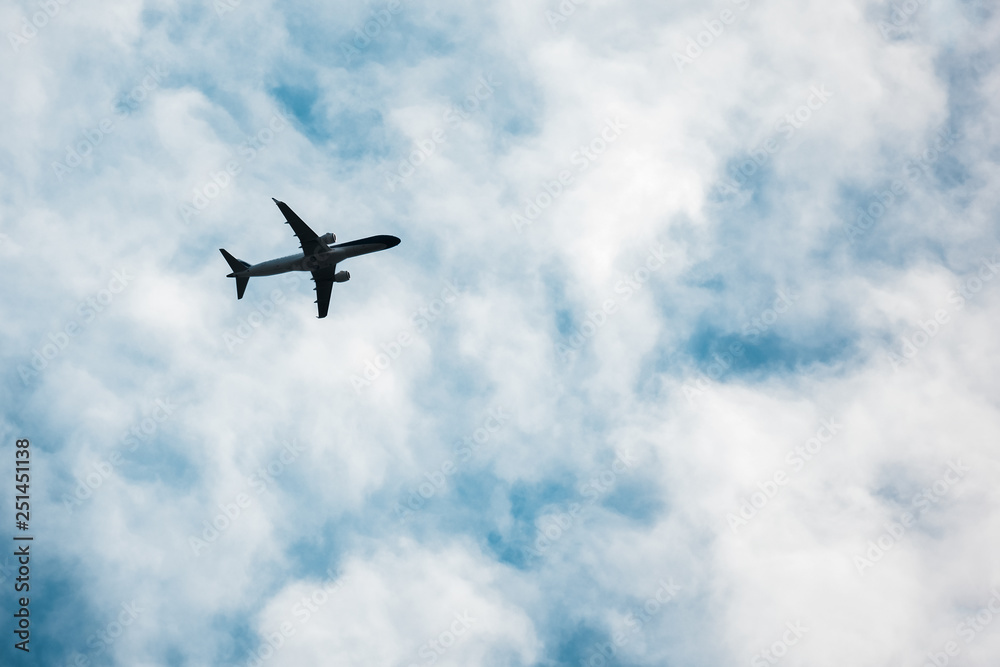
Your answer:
[2,0,999,664]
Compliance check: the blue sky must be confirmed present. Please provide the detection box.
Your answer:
[1,0,999,665]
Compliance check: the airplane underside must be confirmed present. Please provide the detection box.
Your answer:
[219,199,399,318]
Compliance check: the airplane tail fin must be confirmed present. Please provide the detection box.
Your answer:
[219,249,251,300]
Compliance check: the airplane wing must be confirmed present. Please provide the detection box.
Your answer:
[272,198,326,256]
[311,267,337,319]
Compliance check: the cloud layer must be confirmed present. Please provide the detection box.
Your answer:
[1,0,999,665]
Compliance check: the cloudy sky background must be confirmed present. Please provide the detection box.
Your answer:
[1,0,999,665]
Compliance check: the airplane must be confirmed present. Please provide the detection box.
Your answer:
[220,198,401,318]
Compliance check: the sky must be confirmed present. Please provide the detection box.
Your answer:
[1,0,999,665]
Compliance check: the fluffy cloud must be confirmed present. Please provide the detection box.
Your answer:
[1,0,998,665]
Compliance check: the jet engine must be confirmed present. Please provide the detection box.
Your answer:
[319,232,336,244]
[333,271,350,283]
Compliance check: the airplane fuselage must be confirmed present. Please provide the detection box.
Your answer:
[241,250,333,277]
[233,236,400,277]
